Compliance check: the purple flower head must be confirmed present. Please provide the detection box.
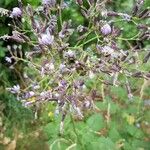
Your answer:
[6,85,20,94]
[10,7,22,18]
[100,45,114,56]
[76,0,83,5]
[64,50,76,59]
[59,63,70,73]
[59,80,67,87]
[101,24,112,36]
[42,0,56,6]
[5,57,12,63]
[39,32,54,46]
[24,91,35,99]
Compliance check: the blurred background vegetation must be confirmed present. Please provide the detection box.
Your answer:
[0,0,150,150]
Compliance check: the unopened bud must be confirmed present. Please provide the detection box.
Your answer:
[10,7,22,18]
[76,0,83,5]
[101,24,111,36]
[39,33,54,46]
[42,0,56,7]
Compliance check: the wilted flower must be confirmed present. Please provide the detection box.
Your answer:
[1,30,28,43]
[101,24,112,36]
[10,7,22,18]
[39,32,54,46]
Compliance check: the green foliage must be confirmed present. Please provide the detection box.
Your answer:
[40,100,150,150]
[24,0,40,6]
[0,0,150,150]
[86,113,105,131]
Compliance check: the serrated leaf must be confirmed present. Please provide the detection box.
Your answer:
[86,137,116,150]
[86,113,105,131]
[109,128,121,142]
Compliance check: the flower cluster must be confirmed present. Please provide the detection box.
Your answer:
[1,0,150,129]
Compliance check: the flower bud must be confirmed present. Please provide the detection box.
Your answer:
[5,57,12,63]
[6,85,20,94]
[42,0,56,7]
[64,50,76,59]
[89,0,94,5]
[107,11,120,17]
[10,7,22,18]
[76,0,83,5]
[101,24,111,36]
[39,32,54,46]
[98,45,114,55]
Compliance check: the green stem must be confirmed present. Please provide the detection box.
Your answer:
[70,114,85,150]
[78,35,100,48]
[59,0,63,27]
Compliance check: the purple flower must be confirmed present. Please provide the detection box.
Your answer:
[6,85,20,94]
[101,45,114,54]
[39,32,54,46]
[59,80,67,87]
[76,0,83,5]
[5,57,12,63]
[42,0,56,6]
[24,91,35,99]
[101,24,112,36]
[10,7,22,18]
[64,50,76,59]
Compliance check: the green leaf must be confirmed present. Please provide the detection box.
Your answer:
[26,0,40,6]
[86,113,105,131]
[44,122,59,139]
[95,102,107,111]
[86,137,116,150]
[111,86,127,101]
[131,139,150,150]
[126,125,137,136]
[109,127,121,142]
[85,79,95,89]
[0,46,7,57]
